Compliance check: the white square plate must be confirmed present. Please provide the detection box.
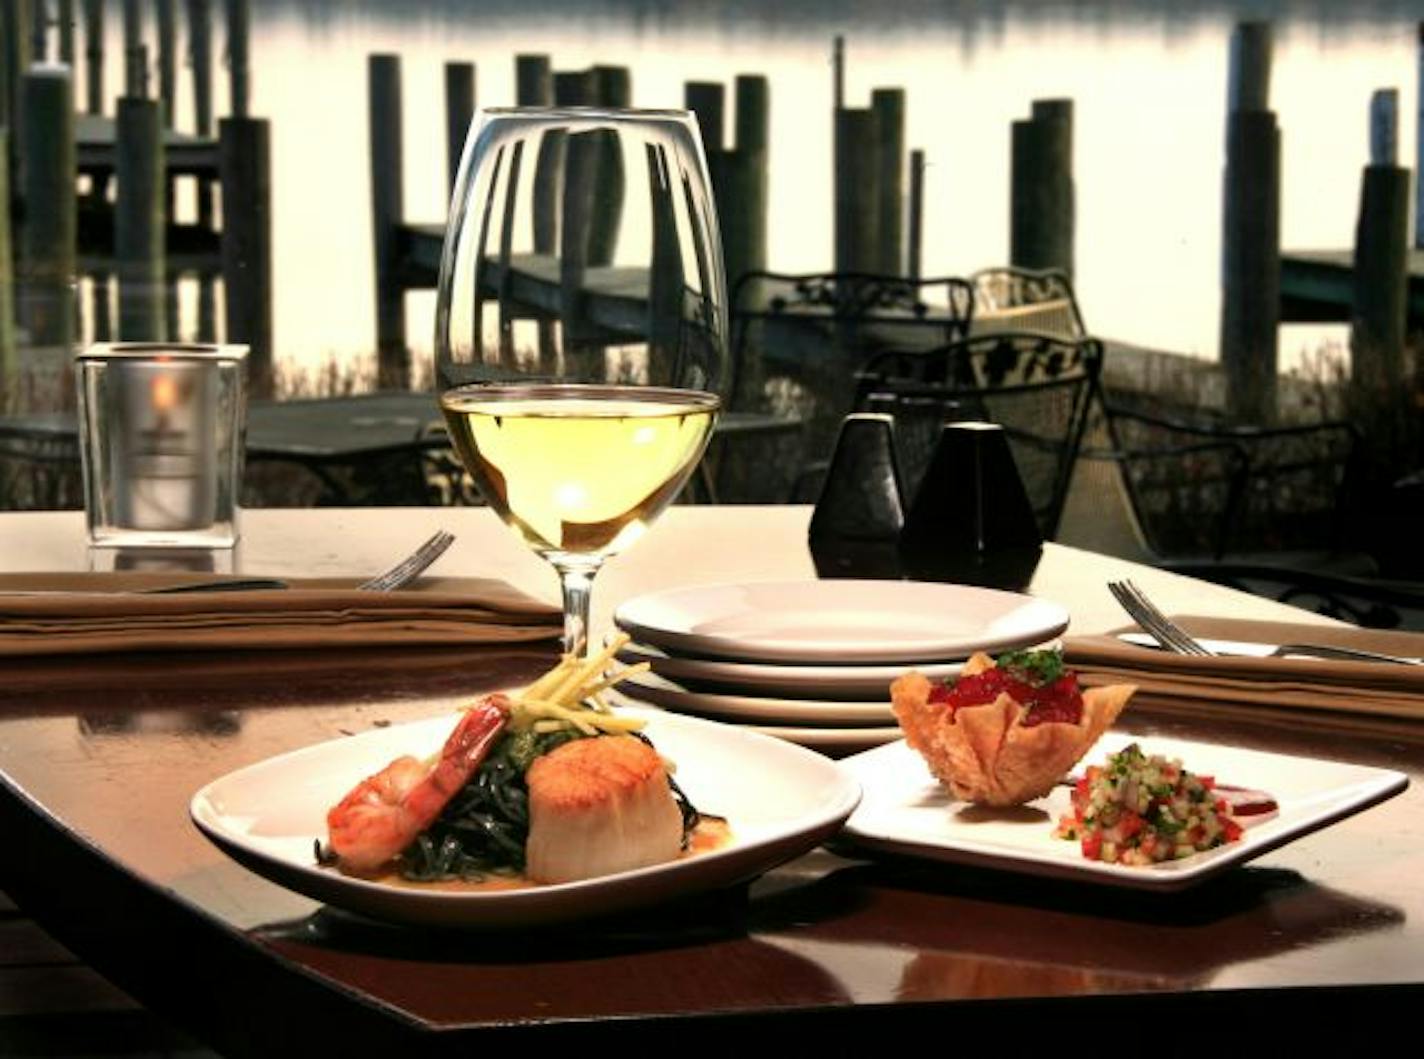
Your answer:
[839,734,1408,891]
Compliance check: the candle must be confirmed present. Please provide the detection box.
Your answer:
[114,359,219,531]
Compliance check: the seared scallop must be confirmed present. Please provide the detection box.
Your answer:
[525,734,684,884]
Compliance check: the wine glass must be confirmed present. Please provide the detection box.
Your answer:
[435,108,729,656]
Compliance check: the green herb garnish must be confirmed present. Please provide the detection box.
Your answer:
[995,648,1065,686]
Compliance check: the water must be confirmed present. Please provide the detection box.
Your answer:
[79,0,1424,382]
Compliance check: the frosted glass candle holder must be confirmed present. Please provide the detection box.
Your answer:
[77,343,248,549]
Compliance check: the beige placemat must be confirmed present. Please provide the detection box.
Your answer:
[1065,616,1424,722]
[0,573,560,656]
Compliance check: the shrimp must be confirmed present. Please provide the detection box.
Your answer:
[325,697,511,875]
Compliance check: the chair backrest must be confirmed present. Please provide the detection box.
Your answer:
[727,270,975,460]
[855,331,1103,539]
[969,266,1086,340]
[1100,401,1360,559]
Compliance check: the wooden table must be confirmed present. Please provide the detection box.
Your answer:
[0,507,1420,1053]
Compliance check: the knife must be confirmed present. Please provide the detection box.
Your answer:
[142,579,290,593]
[3,578,291,596]
[1117,633,1423,666]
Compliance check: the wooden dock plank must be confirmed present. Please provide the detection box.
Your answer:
[1280,247,1424,323]
[75,113,220,177]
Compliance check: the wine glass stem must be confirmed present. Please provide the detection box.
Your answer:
[555,562,598,657]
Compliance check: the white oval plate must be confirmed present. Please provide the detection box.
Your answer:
[614,580,1069,664]
[615,639,963,700]
[191,706,861,928]
[839,735,1408,892]
[615,669,896,726]
[747,723,904,756]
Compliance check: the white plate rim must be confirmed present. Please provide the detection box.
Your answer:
[613,579,1069,664]
[838,735,1408,892]
[745,724,904,752]
[615,669,896,725]
[190,705,862,928]
[615,639,964,699]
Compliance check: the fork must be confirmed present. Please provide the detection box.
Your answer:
[356,530,456,592]
[1107,580,1211,656]
[1108,579,1421,665]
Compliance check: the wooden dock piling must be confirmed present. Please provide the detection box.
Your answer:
[554,69,597,360]
[228,0,249,118]
[515,54,554,366]
[871,88,905,275]
[82,0,108,341]
[1010,98,1074,279]
[517,52,558,345]
[587,65,629,267]
[0,128,14,376]
[368,53,406,385]
[2,0,31,136]
[685,74,767,304]
[1228,21,1273,115]
[220,116,273,391]
[1416,23,1424,250]
[157,0,177,127]
[829,41,910,280]
[122,0,144,96]
[115,95,166,341]
[834,107,879,275]
[188,0,216,339]
[1352,88,1409,391]
[515,53,551,105]
[19,66,76,354]
[58,0,75,67]
[157,0,179,338]
[685,82,726,153]
[1219,21,1280,422]
[82,0,102,114]
[443,61,475,198]
[908,148,925,280]
[729,74,769,285]
[736,75,768,156]
[28,0,45,61]
[593,65,629,107]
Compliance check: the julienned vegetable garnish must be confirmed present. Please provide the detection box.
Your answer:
[1055,743,1243,864]
[319,635,716,885]
[891,648,1137,806]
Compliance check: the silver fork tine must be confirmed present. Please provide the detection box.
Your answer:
[358,531,456,592]
[1132,584,1214,657]
[1108,581,1192,654]
[1120,581,1212,656]
[1109,580,1213,656]
[1107,582,1171,648]
[1108,581,1181,653]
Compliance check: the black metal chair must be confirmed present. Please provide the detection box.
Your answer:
[850,331,1104,540]
[727,270,975,498]
[969,265,1087,340]
[1098,402,1363,562]
[1059,400,1424,625]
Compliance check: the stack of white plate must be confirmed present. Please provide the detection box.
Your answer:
[610,580,1070,756]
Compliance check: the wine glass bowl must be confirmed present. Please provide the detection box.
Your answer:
[435,107,729,654]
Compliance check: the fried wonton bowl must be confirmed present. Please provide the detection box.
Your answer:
[891,653,1136,807]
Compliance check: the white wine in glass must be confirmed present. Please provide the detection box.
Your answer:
[435,108,729,655]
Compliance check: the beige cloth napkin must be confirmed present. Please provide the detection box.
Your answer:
[1065,616,1424,723]
[0,573,560,656]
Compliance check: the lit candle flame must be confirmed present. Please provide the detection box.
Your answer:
[151,373,179,412]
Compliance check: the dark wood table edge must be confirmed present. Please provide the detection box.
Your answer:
[4,762,1421,1054]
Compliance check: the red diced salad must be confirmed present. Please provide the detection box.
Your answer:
[1054,743,1243,865]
